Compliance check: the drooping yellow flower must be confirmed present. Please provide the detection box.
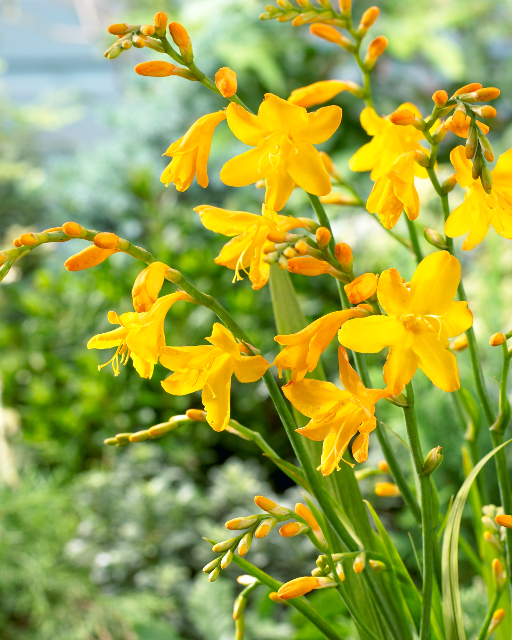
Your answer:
[160,323,269,431]
[274,306,371,382]
[220,94,341,211]
[132,261,170,312]
[88,292,191,378]
[195,205,303,289]
[288,80,363,109]
[366,151,420,229]
[349,104,427,180]
[283,347,389,475]
[338,251,473,394]
[161,110,226,191]
[445,146,512,250]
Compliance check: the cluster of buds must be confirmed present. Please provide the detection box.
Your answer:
[260,0,348,28]
[262,218,320,271]
[482,505,507,552]
[104,13,169,59]
[103,414,190,446]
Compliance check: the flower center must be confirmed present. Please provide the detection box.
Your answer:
[400,312,446,337]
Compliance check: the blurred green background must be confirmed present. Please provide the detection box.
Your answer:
[1,0,512,638]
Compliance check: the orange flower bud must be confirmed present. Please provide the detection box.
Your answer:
[153,12,168,31]
[473,105,497,119]
[375,482,400,497]
[366,35,387,61]
[254,495,292,516]
[279,522,309,537]
[475,87,500,101]
[358,6,379,34]
[93,232,119,250]
[320,193,358,205]
[369,560,386,573]
[135,61,179,77]
[315,226,332,249]
[339,0,351,12]
[215,67,237,98]
[277,576,337,600]
[353,553,366,573]
[12,238,22,247]
[377,460,390,473]
[225,516,259,530]
[17,233,38,246]
[287,256,335,276]
[335,242,353,267]
[294,240,309,255]
[62,221,85,238]
[186,408,207,421]
[490,332,507,347]
[489,609,506,635]
[495,514,512,529]
[432,90,448,106]
[344,273,378,304]
[453,104,467,127]
[129,430,151,443]
[140,24,155,36]
[169,21,190,47]
[309,24,354,50]
[295,503,327,547]
[269,592,288,604]
[450,335,468,352]
[131,261,170,312]
[255,517,278,538]
[132,35,145,48]
[107,23,135,35]
[452,82,482,97]
[389,108,417,126]
[64,245,116,271]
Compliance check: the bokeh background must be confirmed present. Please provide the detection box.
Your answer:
[2,0,512,638]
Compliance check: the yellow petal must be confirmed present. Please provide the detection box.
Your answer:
[383,335,418,395]
[220,145,273,187]
[299,105,342,144]
[360,107,385,136]
[377,268,410,316]
[408,251,460,316]
[87,326,128,350]
[232,354,269,382]
[444,197,473,239]
[160,345,217,371]
[442,301,473,337]
[265,168,296,212]
[206,323,241,359]
[226,102,268,146]
[288,81,348,109]
[131,353,154,379]
[339,316,405,353]
[215,228,259,270]
[491,148,512,187]
[287,140,332,196]
[132,262,171,312]
[258,93,308,132]
[337,346,366,396]
[352,432,370,463]
[161,369,208,395]
[195,205,261,236]
[282,379,348,418]
[450,145,474,188]
[202,355,234,431]
[412,333,460,392]
[297,420,333,442]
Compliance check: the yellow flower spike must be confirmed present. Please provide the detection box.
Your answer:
[445,146,512,250]
[220,94,341,212]
[344,273,378,305]
[64,245,117,272]
[339,251,473,394]
[353,553,366,573]
[450,334,468,352]
[366,151,420,229]
[495,514,512,528]
[160,323,269,432]
[295,503,327,548]
[195,205,303,289]
[375,482,401,497]
[432,90,448,107]
[161,111,227,191]
[273,307,371,382]
[277,576,337,600]
[349,104,428,180]
[279,522,309,537]
[288,80,363,108]
[254,495,293,516]
[255,517,278,538]
[215,67,237,98]
[87,292,192,379]
[132,262,170,312]
[490,332,507,347]
[283,346,389,475]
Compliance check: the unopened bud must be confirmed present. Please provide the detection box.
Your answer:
[132,36,145,48]
[278,255,288,270]
[375,482,400,498]
[450,335,468,352]
[294,240,309,255]
[344,273,378,304]
[277,576,337,600]
[315,226,332,249]
[423,446,443,475]
[475,87,500,101]
[279,522,309,537]
[432,126,448,144]
[64,245,116,272]
[186,408,207,422]
[414,150,430,167]
[208,567,220,582]
[94,232,119,250]
[358,6,379,35]
[254,495,293,516]
[465,126,478,159]
[212,538,236,553]
[479,135,494,163]
[472,153,483,180]
[107,23,138,35]
[221,549,234,569]
[389,108,417,126]
[353,553,366,573]
[215,67,237,98]
[452,83,482,98]
[269,591,288,604]
[135,61,182,78]
[309,24,355,51]
[432,90,448,106]
[140,24,155,36]
[237,532,253,556]
[319,151,335,176]
[255,517,278,539]
[339,0,351,12]
[453,103,467,127]
[17,233,39,246]
[153,12,168,35]
[233,593,248,620]
[496,514,512,528]
[295,503,327,548]
[365,36,387,67]
[441,174,458,193]
[484,531,504,552]
[286,256,334,276]
[336,562,345,581]
[311,567,325,577]
[335,243,353,271]
[490,332,506,347]
[369,560,386,573]
[488,609,506,635]
[423,228,448,249]
[129,430,151,443]
[481,166,493,193]
[202,558,220,573]
[106,45,123,59]
[320,192,358,205]
[169,22,193,62]
[225,515,259,530]
[377,460,390,473]
[473,105,497,119]
[492,558,507,591]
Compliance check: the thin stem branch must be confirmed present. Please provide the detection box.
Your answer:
[475,587,501,640]
[405,216,424,263]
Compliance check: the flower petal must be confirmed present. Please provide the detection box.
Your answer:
[287,140,332,196]
[131,353,154,379]
[338,346,366,396]
[450,145,474,188]
[383,335,418,395]
[195,205,261,236]
[161,369,208,395]
[408,251,460,316]
[298,105,342,144]
[258,93,308,132]
[442,301,473,337]
[288,81,348,109]
[159,345,217,372]
[87,326,128,350]
[220,145,273,187]
[232,354,269,382]
[377,268,411,316]
[226,102,268,146]
[338,315,405,354]
[206,323,241,359]
[282,379,348,418]
[265,168,296,212]
[412,332,460,392]
[202,355,234,431]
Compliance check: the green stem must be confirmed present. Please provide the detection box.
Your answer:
[405,216,424,263]
[403,383,433,640]
[475,588,501,640]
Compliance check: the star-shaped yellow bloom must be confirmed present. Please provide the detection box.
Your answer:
[220,94,341,212]
[445,146,512,250]
[161,110,227,191]
[349,104,427,180]
[160,323,269,431]
[195,205,303,289]
[366,151,420,229]
[88,292,191,379]
[274,306,371,382]
[338,251,473,394]
[283,347,389,475]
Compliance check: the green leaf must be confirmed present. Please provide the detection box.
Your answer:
[442,438,512,640]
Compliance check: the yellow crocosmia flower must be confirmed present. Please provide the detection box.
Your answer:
[132,261,170,312]
[442,115,489,138]
[161,110,227,191]
[338,251,473,394]
[160,323,269,432]
[87,292,191,379]
[274,306,371,382]
[283,347,389,475]
[349,104,428,180]
[194,205,303,289]
[366,151,420,229]
[220,93,341,212]
[288,80,362,109]
[445,146,512,250]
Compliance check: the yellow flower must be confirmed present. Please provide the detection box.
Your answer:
[132,261,170,312]
[87,292,191,378]
[366,151,420,229]
[160,323,269,431]
[195,205,303,289]
[288,80,363,109]
[442,116,489,139]
[338,251,473,394]
[445,146,512,250]
[161,110,227,191]
[274,306,371,382]
[349,104,427,180]
[283,347,389,475]
[220,93,341,211]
